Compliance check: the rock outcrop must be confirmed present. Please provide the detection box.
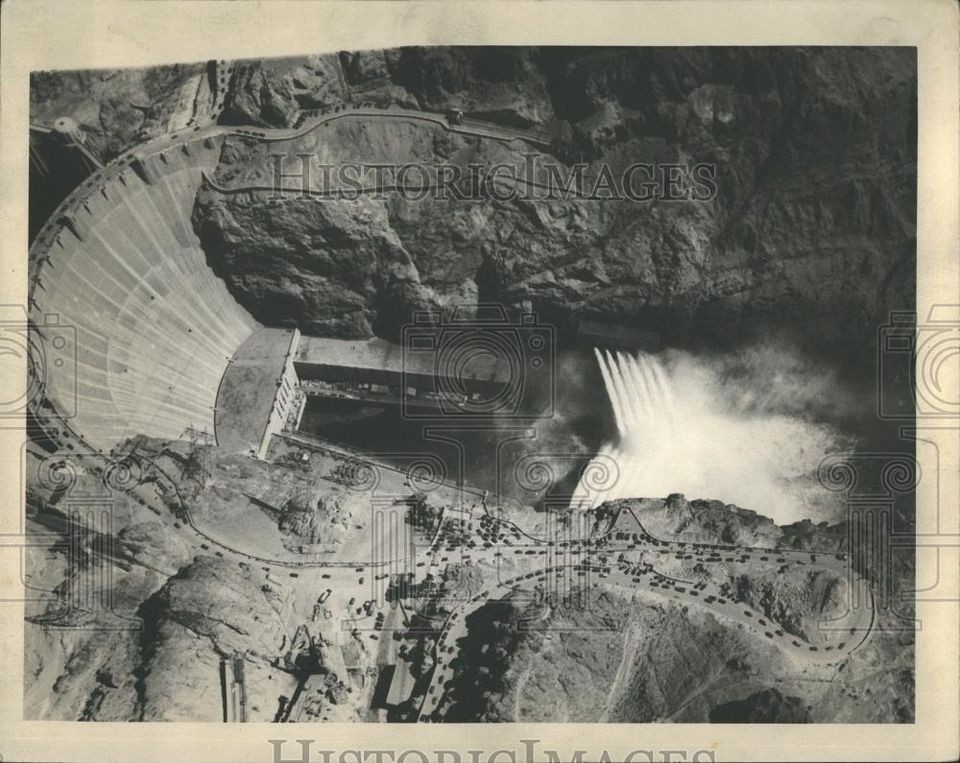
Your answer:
[134,557,288,721]
[30,64,209,161]
[441,495,914,723]
[190,47,914,357]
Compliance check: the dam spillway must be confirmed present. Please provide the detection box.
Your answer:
[572,348,679,510]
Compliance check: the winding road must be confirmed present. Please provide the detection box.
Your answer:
[27,70,877,725]
[415,505,875,721]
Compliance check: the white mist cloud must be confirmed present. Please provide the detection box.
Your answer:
[574,345,852,525]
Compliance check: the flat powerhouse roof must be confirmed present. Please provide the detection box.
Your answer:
[296,335,512,385]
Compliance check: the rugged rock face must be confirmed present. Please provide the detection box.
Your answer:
[23,437,914,722]
[647,493,848,550]
[135,557,288,721]
[25,49,917,725]
[191,47,915,354]
[21,439,363,722]
[442,496,914,723]
[30,64,209,161]
[709,688,811,722]
[278,493,350,548]
[440,590,801,723]
[222,56,348,127]
[161,439,367,554]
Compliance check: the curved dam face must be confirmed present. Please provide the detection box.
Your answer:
[29,136,259,451]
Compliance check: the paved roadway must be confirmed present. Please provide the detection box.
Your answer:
[224,107,552,146]
[32,418,876,723]
[29,77,876,723]
[32,105,549,249]
[45,440,875,721]
[415,506,875,721]
[29,98,551,310]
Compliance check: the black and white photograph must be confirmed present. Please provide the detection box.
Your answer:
[2,2,958,761]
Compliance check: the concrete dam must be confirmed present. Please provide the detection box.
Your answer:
[29,135,259,452]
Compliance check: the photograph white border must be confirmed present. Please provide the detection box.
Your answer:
[1,2,956,761]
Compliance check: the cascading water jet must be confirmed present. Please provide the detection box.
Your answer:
[570,347,846,524]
